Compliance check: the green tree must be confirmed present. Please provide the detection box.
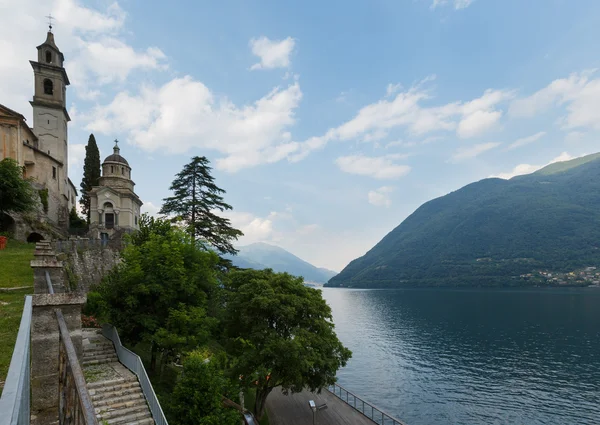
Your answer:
[69,207,87,229]
[98,223,220,371]
[160,156,243,255]
[79,134,101,223]
[222,269,352,420]
[170,351,240,425]
[0,158,37,216]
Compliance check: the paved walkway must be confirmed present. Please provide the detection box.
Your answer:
[266,387,377,425]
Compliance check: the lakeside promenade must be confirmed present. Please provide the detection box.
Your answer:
[266,387,378,425]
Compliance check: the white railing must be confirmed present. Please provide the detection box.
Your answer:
[0,296,32,425]
[327,383,407,425]
[101,324,168,425]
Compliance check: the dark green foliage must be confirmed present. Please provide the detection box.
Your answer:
[69,207,87,229]
[170,352,240,425]
[160,156,243,255]
[222,269,352,420]
[328,154,600,288]
[97,224,220,371]
[79,134,101,223]
[38,189,48,213]
[0,158,37,215]
[128,213,173,247]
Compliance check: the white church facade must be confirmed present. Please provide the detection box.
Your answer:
[88,141,143,239]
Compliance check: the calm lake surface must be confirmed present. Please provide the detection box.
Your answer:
[320,287,600,425]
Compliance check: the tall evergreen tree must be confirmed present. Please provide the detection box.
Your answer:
[160,156,243,255]
[79,134,101,223]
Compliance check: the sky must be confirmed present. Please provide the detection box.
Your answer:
[1,0,600,271]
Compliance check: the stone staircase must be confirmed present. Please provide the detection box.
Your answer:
[82,329,154,425]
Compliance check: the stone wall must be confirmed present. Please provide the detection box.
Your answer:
[57,239,121,293]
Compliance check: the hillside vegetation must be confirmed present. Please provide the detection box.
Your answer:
[327,153,600,288]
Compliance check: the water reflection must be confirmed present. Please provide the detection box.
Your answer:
[321,288,600,425]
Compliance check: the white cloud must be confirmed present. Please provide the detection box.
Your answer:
[491,152,575,179]
[69,39,167,87]
[86,77,303,172]
[431,0,476,10]
[335,154,411,179]
[509,71,600,131]
[291,81,512,161]
[68,143,86,174]
[0,0,164,119]
[457,110,502,138]
[368,186,394,207]
[249,36,295,70]
[386,83,402,97]
[141,201,161,217]
[222,211,274,244]
[507,131,546,150]
[450,142,501,162]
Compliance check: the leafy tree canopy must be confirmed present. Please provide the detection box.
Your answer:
[97,221,220,370]
[0,158,37,216]
[79,134,101,223]
[222,268,352,420]
[160,156,243,255]
[170,351,240,425]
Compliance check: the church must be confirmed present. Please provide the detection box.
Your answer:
[88,140,143,240]
[0,28,142,241]
[0,29,77,240]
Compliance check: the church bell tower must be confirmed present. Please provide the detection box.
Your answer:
[30,27,70,193]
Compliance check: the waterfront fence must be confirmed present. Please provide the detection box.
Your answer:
[327,383,407,425]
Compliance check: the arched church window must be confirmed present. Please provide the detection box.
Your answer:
[121,167,124,175]
[104,202,113,209]
[45,51,52,63]
[43,79,53,95]
[110,166,114,173]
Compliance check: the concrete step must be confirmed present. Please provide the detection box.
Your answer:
[83,357,119,366]
[93,391,145,408]
[104,411,152,425]
[88,380,138,395]
[83,352,118,362]
[91,387,143,403]
[94,397,147,414]
[129,418,154,425]
[84,344,114,353]
[97,404,149,420]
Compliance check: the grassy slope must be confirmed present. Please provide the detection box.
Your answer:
[0,240,34,385]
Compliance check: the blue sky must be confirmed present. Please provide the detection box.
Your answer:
[2,0,600,270]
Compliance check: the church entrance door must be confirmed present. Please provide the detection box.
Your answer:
[105,213,115,229]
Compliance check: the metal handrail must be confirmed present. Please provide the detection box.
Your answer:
[56,309,98,425]
[45,270,54,294]
[102,324,168,425]
[327,382,407,425]
[0,296,32,425]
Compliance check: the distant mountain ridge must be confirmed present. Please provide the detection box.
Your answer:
[226,242,337,283]
[327,153,600,288]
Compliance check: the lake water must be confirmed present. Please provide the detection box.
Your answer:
[320,288,600,425]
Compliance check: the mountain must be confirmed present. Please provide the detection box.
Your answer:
[226,242,337,283]
[326,153,600,288]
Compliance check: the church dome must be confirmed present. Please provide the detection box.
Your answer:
[103,140,129,166]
